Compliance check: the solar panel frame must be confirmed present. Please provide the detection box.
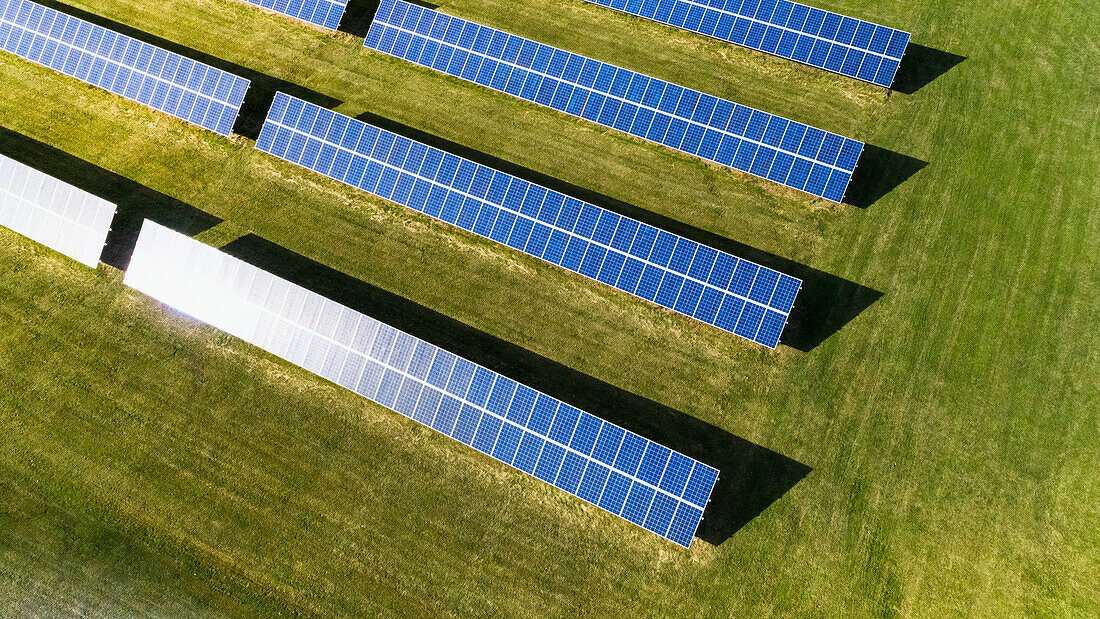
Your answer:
[234,0,349,30]
[0,153,116,267]
[363,0,864,202]
[257,93,801,348]
[0,0,250,135]
[579,0,910,87]
[124,219,720,548]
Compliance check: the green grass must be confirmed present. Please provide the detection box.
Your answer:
[1,0,1098,615]
[0,475,270,617]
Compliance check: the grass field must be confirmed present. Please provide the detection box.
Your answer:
[1,0,1098,615]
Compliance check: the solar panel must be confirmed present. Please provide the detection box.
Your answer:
[364,0,863,202]
[0,153,116,267]
[0,0,250,135]
[257,93,801,348]
[235,0,348,30]
[580,0,910,88]
[124,219,721,548]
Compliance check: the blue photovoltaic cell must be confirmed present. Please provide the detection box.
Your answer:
[363,0,864,202]
[257,93,802,348]
[0,0,249,135]
[126,220,720,548]
[581,0,910,87]
[237,0,348,30]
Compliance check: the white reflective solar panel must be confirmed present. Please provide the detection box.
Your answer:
[0,153,115,267]
[124,220,720,547]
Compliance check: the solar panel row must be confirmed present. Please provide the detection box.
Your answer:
[124,220,721,547]
[0,0,249,135]
[581,0,910,87]
[237,0,349,30]
[257,93,801,348]
[364,0,863,202]
[0,154,116,267]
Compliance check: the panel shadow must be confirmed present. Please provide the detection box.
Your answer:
[0,127,221,270]
[339,0,381,37]
[340,0,438,37]
[355,111,882,351]
[843,145,928,209]
[220,232,811,545]
[891,43,966,95]
[35,0,342,140]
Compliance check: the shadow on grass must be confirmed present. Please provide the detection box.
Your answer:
[37,0,342,140]
[220,232,811,545]
[0,127,221,269]
[891,43,966,95]
[340,0,439,38]
[355,111,882,351]
[339,0,381,38]
[844,145,929,209]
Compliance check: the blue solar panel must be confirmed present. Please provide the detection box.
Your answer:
[581,0,909,88]
[127,220,721,548]
[236,0,348,30]
[0,0,249,135]
[363,0,863,202]
[258,93,802,348]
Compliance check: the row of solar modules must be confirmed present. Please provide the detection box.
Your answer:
[581,0,909,87]
[365,0,863,203]
[0,0,249,136]
[238,0,349,30]
[125,220,720,547]
[235,0,908,87]
[0,154,116,267]
[258,93,800,348]
[0,148,719,547]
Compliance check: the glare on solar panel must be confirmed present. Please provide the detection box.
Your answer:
[0,153,116,267]
[235,0,349,30]
[363,0,864,202]
[0,0,250,135]
[124,219,720,548]
[257,93,801,348]
[580,0,910,88]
